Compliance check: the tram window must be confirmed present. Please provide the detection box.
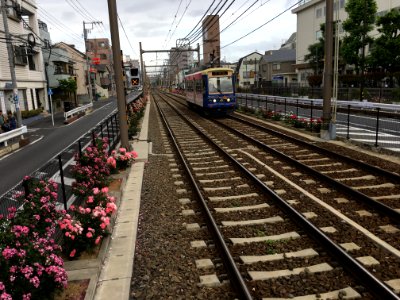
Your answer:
[195,80,202,92]
[208,77,233,93]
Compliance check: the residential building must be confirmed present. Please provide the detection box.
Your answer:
[292,0,400,85]
[53,42,89,105]
[85,38,114,98]
[259,48,297,87]
[236,52,263,88]
[0,0,47,114]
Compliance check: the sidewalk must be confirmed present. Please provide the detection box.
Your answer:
[70,96,150,299]
[93,97,150,299]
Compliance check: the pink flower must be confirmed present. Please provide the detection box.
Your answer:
[119,148,126,154]
[23,293,32,300]
[87,196,94,203]
[95,236,102,245]
[86,232,93,238]
[69,249,76,257]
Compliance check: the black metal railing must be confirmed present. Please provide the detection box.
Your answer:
[237,94,400,153]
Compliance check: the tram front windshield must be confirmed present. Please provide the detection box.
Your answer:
[208,77,233,94]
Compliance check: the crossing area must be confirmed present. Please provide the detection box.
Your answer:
[336,124,400,153]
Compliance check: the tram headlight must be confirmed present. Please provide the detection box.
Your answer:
[227,98,230,102]
[213,99,217,103]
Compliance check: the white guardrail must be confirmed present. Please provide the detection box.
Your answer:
[64,102,93,121]
[237,93,400,112]
[0,126,28,146]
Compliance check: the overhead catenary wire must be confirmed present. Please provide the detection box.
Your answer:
[181,0,216,41]
[187,0,233,45]
[185,0,227,43]
[201,0,263,58]
[168,0,193,45]
[163,0,184,48]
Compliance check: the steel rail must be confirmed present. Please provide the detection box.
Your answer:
[231,114,400,180]
[159,91,400,299]
[223,115,400,222]
[153,93,253,300]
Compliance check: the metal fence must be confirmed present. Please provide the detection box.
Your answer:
[237,94,400,154]
[239,86,400,103]
[0,112,120,216]
[0,92,143,216]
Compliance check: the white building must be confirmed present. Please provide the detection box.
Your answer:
[0,0,47,113]
[292,0,400,85]
[237,52,263,88]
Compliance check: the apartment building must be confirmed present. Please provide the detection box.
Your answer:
[292,0,400,85]
[0,0,47,114]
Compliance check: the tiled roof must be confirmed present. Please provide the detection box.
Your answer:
[262,48,296,63]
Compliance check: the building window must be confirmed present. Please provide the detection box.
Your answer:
[262,64,267,72]
[316,8,322,18]
[100,53,107,60]
[272,63,281,71]
[98,42,105,47]
[26,48,38,71]
[6,0,20,20]
[316,30,323,40]
[340,0,345,9]
[14,46,28,65]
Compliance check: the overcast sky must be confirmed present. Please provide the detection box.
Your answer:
[36,0,299,67]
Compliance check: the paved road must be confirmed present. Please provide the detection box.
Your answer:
[0,99,117,196]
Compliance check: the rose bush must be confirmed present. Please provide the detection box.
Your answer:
[0,178,67,299]
[72,138,111,196]
[59,187,117,258]
[109,148,138,171]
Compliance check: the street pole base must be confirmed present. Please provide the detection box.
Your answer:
[320,123,336,140]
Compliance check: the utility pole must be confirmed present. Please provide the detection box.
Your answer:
[83,21,102,102]
[1,0,22,127]
[107,0,129,149]
[321,0,334,140]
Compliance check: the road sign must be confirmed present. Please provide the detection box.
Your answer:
[48,88,53,96]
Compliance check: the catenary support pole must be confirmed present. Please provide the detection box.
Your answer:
[321,0,334,139]
[107,0,129,149]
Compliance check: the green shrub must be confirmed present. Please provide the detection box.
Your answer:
[21,108,43,119]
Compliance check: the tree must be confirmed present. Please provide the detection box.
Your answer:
[305,41,324,76]
[58,77,78,106]
[341,0,377,99]
[304,23,341,85]
[369,9,400,87]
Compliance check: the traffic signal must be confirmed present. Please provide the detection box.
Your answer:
[131,78,139,86]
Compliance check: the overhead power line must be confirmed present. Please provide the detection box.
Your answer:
[37,6,83,43]
[117,14,138,57]
[222,0,302,49]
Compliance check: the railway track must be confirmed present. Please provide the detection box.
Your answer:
[153,91,400,299]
